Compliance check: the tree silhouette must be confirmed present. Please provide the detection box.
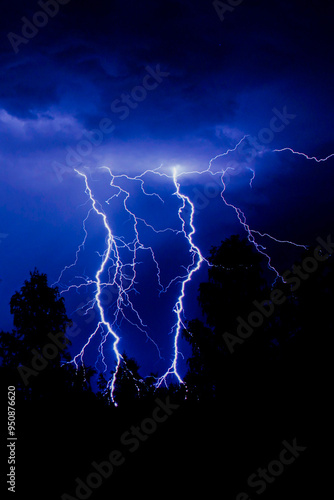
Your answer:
[198,234,267,332]
[283,245,334,399]
[71,363,97,393]
[0,241,330,499]
[112,352,144,406]
[182,234,297,401]
[0,268,72,396]
[97,372,112,405]
[10,268,70,342]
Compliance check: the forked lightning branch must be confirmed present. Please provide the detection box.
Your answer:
[54,141,334,404]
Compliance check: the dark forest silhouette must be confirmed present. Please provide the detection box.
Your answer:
[1,234,331,499]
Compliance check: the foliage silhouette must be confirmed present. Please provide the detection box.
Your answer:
[0,241,332,498]
[0,269,74,397]
[182,235,303,401]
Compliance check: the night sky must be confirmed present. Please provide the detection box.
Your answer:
[1,0,334,382]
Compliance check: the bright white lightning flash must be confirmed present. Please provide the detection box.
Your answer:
[73,170,122,403]
[54,139,334,404]
[55,165,206,401]
[155,168,205,388]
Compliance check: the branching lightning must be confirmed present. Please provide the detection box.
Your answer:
[273,147,334,162]
[71,170,122,402]
[155,168,205,388]
[54,138,334,404]
[54,165,205,401]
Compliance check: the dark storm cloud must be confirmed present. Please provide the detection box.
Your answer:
[1,0,333,153]
[1,0,334,368]
[0,0,333,187]
[0,3,290,124]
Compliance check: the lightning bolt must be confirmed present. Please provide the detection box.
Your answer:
[54,138,334,404]
[209,141,334,283]
[71,169,122,403]
[155,168,205,389]
[273,147,334,162]
[55,166,206,402]
[53,167,165,403]
[216,154,308,283]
